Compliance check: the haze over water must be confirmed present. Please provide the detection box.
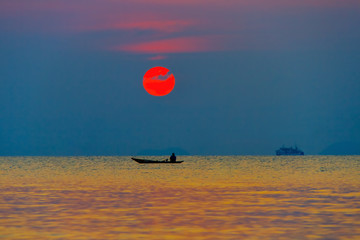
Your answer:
[1,156,360,239]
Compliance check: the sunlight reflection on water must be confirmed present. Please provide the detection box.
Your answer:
[1,156,360,239]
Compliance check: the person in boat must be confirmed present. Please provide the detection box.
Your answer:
[170,153,176,163]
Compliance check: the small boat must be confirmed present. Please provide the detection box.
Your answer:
[276,145,304,155]
[131,157,183,164]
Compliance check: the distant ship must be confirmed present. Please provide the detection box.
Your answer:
[276,146,304,155]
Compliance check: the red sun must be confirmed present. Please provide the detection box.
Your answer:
[143,66,175,96]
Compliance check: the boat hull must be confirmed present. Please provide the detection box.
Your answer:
[131,157,183,164]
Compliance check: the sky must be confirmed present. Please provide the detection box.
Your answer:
[1,0,360,156]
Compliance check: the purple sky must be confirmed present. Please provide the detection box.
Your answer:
[1,0,360,155]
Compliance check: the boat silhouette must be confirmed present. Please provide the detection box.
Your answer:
[131,157,183,164]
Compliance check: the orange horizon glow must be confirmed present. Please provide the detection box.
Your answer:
[143,66,175,96]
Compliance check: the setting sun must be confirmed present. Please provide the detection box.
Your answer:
[143,66,175,96]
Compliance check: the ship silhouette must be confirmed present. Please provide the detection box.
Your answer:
[276,145,304,155]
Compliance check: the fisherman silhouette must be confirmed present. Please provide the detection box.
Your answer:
[170,153,176,163]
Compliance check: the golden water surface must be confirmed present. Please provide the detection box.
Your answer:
[1,156,360,239]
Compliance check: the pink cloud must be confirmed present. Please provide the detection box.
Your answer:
[1,0,358,17]
[114,36,224,54]
[129,0,360,8]
[80,19,195,33]
[1,0,358,52]
[148,55,167,60]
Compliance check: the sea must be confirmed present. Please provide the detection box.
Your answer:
[1,156,360,240]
